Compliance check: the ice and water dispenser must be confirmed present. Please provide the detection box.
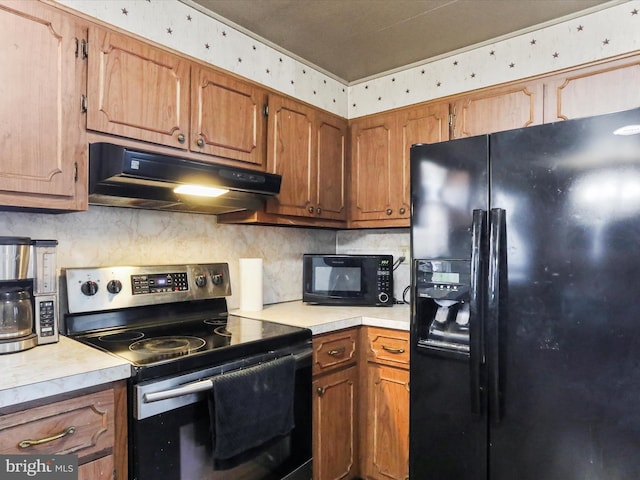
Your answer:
[414,259,471,356]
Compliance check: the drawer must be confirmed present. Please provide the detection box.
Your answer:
[366,327,410,368]
[313,328,358,375]
[0,388,115,463]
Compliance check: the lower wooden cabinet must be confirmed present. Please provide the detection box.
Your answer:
[312,327,410,480]
[361,327,410,480]
[0,381,127,480]
[312,328,359,480]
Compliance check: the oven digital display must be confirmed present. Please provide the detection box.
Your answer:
[131,272,189,295]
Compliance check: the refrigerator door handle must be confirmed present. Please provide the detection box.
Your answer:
[488,208,506,424]
[469,209,486,416]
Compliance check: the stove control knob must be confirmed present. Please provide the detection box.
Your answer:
[107,279,122,294]
[195,274,207,288]
[211,273,224,286]
[81,280,99,296]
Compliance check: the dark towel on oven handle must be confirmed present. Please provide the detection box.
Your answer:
[208,355,297,470]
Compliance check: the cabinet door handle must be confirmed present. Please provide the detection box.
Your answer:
[386,208,393,215]
[316,387,326,396]
[308,206,315,214]
[177,133,186,144]
[382,345,405,354]
[196,138,205,148]
[399,207,406,215]
[326,347,346,356]
[18,426,76,449]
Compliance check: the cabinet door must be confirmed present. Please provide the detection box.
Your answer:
[266,95,315,217]
[397,103,450,221]
[363,364,409,480]
[78,455,114,480]
[191,67,267,167]
[87,27,190,149]
[543,56,640,122]
[0,0,87,210]
[349,112,396,222]
[315,111,347,220]
[313,366,359,480]
[452,81,543,138]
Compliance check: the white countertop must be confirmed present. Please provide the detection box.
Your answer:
[230,300,410,335]
[0,301,409,410]
[0,336,131,409]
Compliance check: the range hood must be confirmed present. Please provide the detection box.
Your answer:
[88,143,281,215]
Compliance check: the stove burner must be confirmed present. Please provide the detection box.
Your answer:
[214,326,231,337]
[129,336,206,363]
[99,331,145,343]
[204,318,226,326]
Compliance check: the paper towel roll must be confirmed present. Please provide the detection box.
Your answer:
[239,258,263,311]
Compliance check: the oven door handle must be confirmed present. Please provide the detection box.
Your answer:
[144,379,214,403]
[143,349,312,404]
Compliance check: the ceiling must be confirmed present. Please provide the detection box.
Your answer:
[185,0,616,83]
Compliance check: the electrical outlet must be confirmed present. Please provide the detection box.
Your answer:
[399,245,409,261]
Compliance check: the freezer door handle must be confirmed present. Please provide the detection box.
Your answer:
[488,208,506,424]
[469,209,486,415]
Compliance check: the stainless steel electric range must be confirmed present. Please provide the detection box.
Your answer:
[64,264,312,480]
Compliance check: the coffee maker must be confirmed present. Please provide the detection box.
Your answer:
[0,237,59,354]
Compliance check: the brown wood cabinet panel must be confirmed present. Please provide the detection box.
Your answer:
[0,0,87,210]
[191,67,267,167]
[315,111,347,220]
[313,328,359,375]
[366,327,410,368]
[452,81,544,138]
[78,455,114,480]
[87,26,190,149]
[313,365,359,480]
[350,113,395,222]
[544,57,640,122]
[362,364,409,480]
[0,389,114,461]
[265,95,315,217]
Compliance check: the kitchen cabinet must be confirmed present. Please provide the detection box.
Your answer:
[88,26,268,169]
[360,327,410,480]
[218,94,347,226]
[312,328,360,480]
[191,66,268,167]
[266,95,347,221]
[0,381,127,480]
[543,54,640,122]
[349,103,449,227]
[87,26,191,150]
[0,0,87,211]
[451,80,544,138]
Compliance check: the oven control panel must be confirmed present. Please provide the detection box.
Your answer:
[65,263,231,314]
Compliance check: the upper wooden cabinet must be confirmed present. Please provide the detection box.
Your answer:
[0,0,87,211]
[87,27,191,150]
[191,66,267,167]
[451,81,544,138]
[261,95,347,222]
[543,55,640,122]
[87,27,268,169]
[349,103,449,228]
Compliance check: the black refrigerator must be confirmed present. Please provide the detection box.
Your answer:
[409,107,640,480]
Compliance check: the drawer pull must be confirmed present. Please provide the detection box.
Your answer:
[326,347,346,357]
[18,426,76,449]
[382,345,405,354]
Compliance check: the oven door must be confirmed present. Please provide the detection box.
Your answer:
[131,345,312,480]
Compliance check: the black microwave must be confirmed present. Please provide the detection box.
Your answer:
[302,254,394,306]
